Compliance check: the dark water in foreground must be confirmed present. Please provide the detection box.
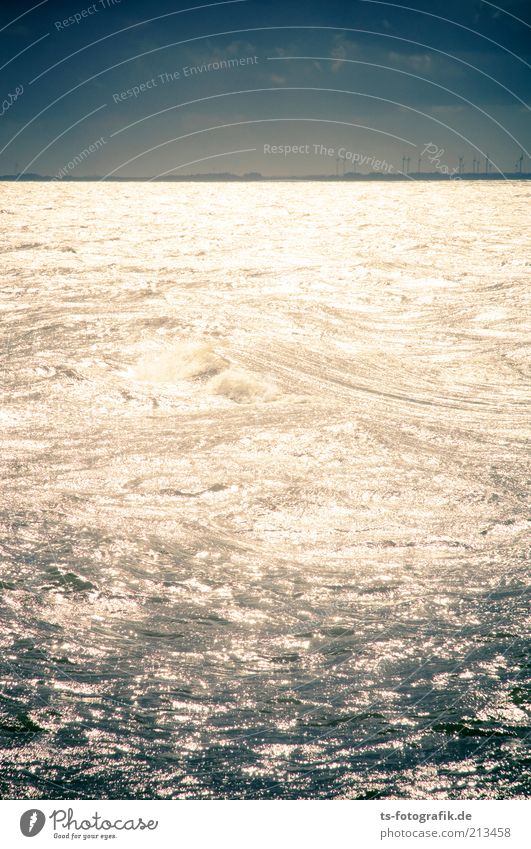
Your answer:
[1,184,529,798]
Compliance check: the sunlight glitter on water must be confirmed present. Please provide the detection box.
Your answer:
[0,182,529,799]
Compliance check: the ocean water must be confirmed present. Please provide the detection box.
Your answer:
[0,182,529,800]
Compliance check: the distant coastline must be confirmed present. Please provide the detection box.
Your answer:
[1,171,530,182]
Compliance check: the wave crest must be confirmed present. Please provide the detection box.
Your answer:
[208,368,279,403]
[134,342,227,382]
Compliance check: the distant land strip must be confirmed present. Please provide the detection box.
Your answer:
[1,172,530,181]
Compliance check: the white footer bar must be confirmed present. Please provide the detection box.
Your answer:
[1,799,527,848]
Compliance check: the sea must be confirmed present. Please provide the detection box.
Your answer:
[0,181,529,799]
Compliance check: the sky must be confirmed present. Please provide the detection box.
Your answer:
[0,0,529,177]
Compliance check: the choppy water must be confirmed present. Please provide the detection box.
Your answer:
[1,182,529,799]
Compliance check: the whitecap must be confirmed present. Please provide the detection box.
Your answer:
[133,341,227,383]
[207,367,279,403]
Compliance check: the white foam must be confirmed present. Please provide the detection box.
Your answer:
[134,342,226,383]
[472,309,508,322]
[207,367,279,403]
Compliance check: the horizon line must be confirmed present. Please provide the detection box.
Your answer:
[2,172,530,182]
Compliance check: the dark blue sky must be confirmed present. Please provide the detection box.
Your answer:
[0,0,529,176]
